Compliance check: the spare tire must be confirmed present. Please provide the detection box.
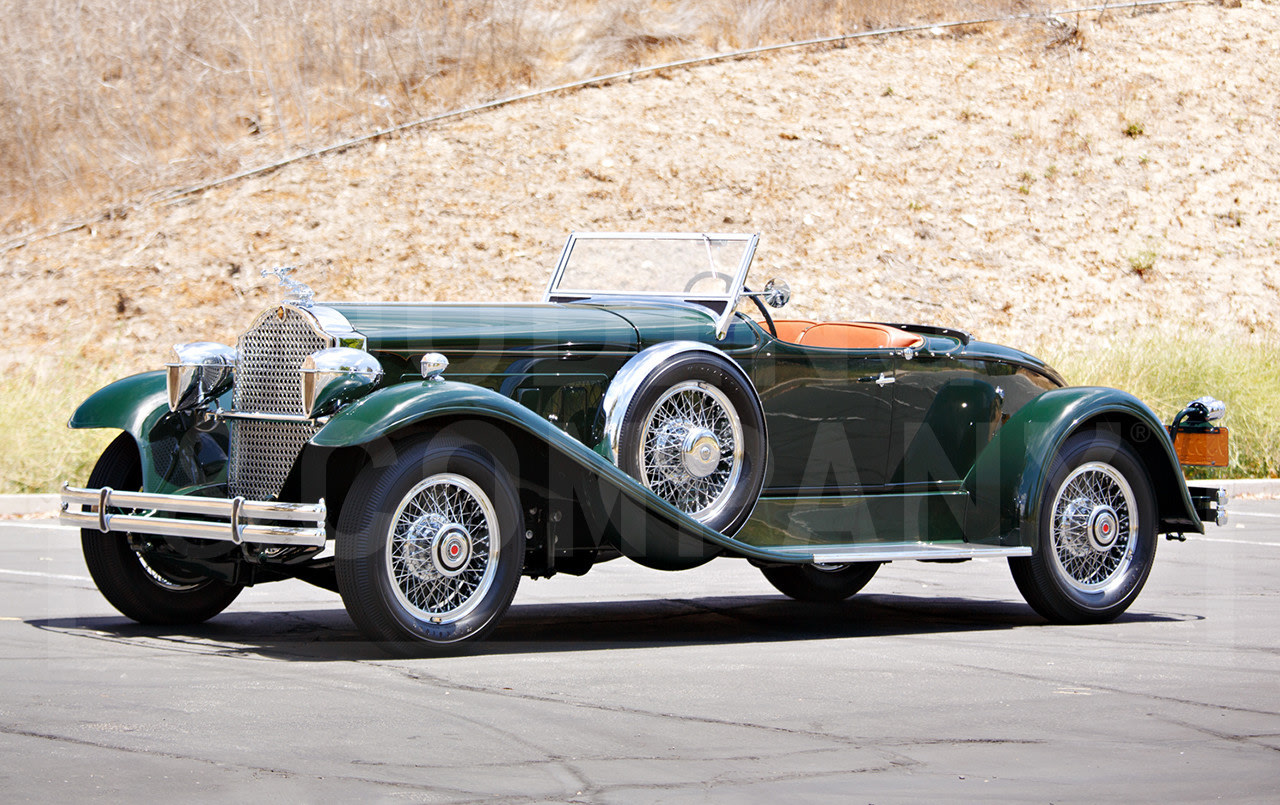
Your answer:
[613,348,767,536]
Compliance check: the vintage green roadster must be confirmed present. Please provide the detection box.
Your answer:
[61,232,1228,652]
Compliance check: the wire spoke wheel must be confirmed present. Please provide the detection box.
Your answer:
[637,380,744,522]
[1008,431,1158,625]
[1049,462,1138,593]
[337,436,524,654]
[386,473,499,624]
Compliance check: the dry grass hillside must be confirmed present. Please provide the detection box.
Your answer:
[2,0,1278,490]
[0,0,1029,231]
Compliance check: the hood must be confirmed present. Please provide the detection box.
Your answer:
[323,302,640,355]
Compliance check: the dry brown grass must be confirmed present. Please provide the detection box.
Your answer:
[0,0,1038,234]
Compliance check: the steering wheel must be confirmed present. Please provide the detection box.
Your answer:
[741,286,776,337]
[683,272,777,337]
[683,270,735,294]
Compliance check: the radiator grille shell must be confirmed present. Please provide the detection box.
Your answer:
[228,306,333,500]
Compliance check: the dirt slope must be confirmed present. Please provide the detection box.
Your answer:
[3,1,1277,377]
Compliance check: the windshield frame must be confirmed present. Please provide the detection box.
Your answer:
[543,232,760,339]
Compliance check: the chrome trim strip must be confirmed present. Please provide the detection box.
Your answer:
[60,484,327,548]
[717,233,759,340]
[427,349,639,358]
[544,232,578,303]
[768,542,1032,563]
[599,340,762,467]
[214,408,330,424]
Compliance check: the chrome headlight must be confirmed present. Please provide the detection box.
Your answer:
[299,347,383,419]
[166,342,237,412]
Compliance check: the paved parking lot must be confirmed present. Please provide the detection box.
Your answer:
[2,501,1278,802]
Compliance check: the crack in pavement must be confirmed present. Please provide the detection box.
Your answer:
[370,661,927,772]
[0,723,495,797]
[948,661,1280,719]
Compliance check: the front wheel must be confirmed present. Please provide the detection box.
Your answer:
[80,433,243,624]
[1009,431,1158,624]
[761,562,880,602]
[336,436,525,654]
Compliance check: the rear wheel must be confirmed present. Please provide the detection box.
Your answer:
[761,562,880,602]
[1009,431,1158,624]
[80,433,242,624]
[336,435,525,654]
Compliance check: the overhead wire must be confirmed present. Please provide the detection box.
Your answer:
[1,0,1205,254]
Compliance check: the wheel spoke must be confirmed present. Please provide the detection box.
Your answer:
[637,380,745,523]
[384,472,500,624]
[1049,461,1138,593]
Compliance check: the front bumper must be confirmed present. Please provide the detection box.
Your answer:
[60,484,327,548]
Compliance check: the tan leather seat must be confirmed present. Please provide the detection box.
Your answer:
[796,322,925,351]
[768,319,817,344]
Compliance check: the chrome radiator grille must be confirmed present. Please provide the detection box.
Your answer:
[228,307,330,500]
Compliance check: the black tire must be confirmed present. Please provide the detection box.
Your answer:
[1009,430,1158,624]
[616,352,767,535]
[80,433,243,625]
[335,435,525,654]
[761,562,880,602]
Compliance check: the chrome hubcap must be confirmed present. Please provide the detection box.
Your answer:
[1050,462,1138,593]
[1088,505,1120,551]
[638,380,744,522]
[681,427,722,479]
[387,473,498,623]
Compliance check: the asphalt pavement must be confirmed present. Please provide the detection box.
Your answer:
[1,501,1278,802]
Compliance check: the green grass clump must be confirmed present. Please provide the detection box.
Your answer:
[0,365,117,494]
[1038,333,1280,479]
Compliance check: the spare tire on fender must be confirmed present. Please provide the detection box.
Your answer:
[604,342,768,537]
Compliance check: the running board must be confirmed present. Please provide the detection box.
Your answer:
[764,542,1031,564]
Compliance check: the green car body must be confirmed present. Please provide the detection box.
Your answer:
[61,232,1224,650]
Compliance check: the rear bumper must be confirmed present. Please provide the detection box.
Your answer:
[59,484,327,548]
[1187,485,1228,526]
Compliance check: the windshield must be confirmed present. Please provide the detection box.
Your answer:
[544,232,759,338]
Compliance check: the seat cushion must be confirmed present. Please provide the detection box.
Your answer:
[796,322,925,350]
[768,319,818,343]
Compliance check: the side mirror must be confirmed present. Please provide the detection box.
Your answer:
[763,279,791,309]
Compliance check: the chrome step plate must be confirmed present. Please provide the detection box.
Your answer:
[766,542,1031,564]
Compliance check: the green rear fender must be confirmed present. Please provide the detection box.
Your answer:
[964,386,1201,548]
[312,380,783,569]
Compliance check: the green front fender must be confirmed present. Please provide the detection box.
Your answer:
[67,370,229,493]
[964,386,1201,548]
[69,370,170,437]
[311,380,790,568]
[68,371,174,490]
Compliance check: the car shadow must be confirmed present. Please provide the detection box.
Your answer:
[27,593,1197,662]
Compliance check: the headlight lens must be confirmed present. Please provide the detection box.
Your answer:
[300,347,383,418]
[166,342,237,412]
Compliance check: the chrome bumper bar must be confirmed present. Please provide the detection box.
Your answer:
[1188,485,1228,527]
[59,484,327,548]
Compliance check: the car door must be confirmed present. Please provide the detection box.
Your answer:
[882,353,1006,542]
[752,342,897,494]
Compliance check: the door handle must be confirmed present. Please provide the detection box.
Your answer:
[857,373,896,387]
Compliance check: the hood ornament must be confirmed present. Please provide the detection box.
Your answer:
[262,265,315,308]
